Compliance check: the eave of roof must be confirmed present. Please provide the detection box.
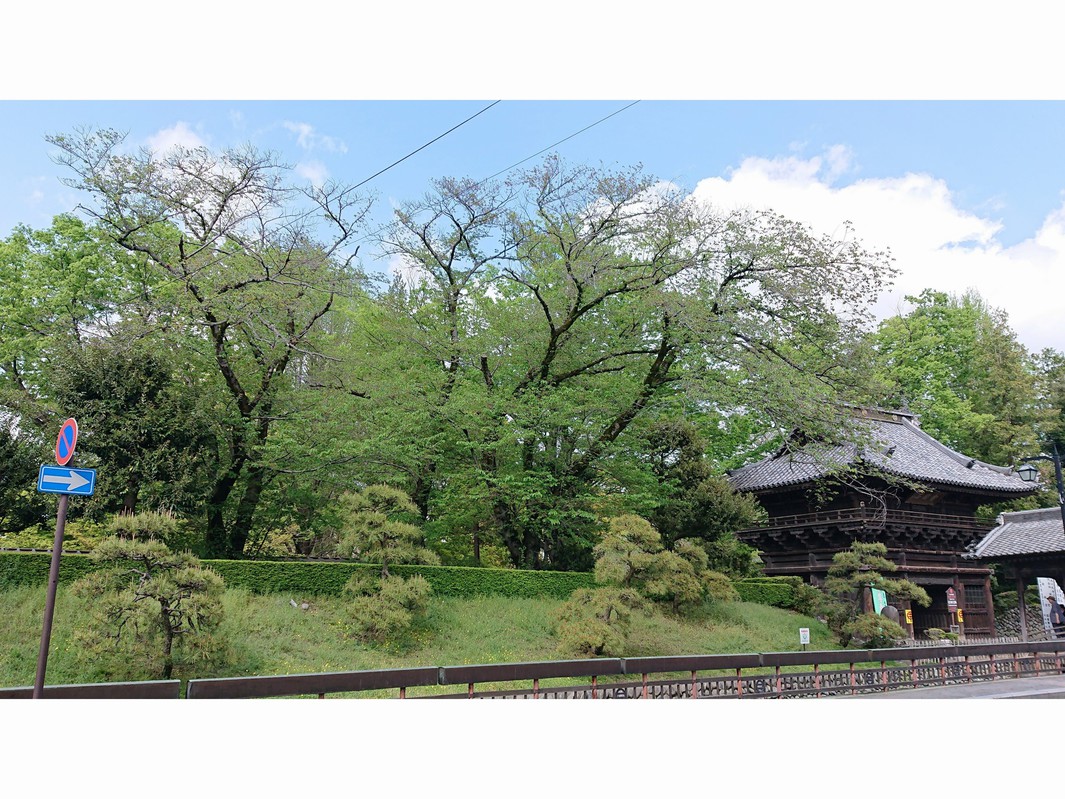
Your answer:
[969,507,1065,560]
[728,413,1035,497]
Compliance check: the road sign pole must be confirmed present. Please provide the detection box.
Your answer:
[33,493,69,699]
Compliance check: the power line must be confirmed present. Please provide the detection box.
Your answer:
[350,100,501,190]
[351,99,643,249]
[478,100,641,184]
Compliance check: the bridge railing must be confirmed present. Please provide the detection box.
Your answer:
[7,640,1065,699]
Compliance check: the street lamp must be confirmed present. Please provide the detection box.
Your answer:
[1016,441,1065,533]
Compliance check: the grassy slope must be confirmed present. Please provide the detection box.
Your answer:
[0,585,836,690]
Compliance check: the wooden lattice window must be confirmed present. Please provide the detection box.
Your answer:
[964,584,986,608]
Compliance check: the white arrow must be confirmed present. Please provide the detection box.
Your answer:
[42,470,90,491]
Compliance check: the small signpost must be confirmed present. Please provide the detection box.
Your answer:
[946,587,962,637]
[799,627,810,651]
[33,418,95,699]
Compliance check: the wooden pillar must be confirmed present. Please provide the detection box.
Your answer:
[1017,574,1029,642]
[983,575,996,637]
[953,576,965,641]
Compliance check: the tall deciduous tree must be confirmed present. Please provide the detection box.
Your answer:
[363,157,895,568]
[49,128,373,557]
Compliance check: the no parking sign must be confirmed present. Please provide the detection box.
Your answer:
[55,418,78,465]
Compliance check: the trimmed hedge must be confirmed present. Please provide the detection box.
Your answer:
[0,551,594,599]
[205,559,595,599]
[733,576,804,609]
[0,551,97,590]
[1,551,801,608]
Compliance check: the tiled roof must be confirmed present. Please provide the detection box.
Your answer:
[728,413,1034,495]
[969,507,1065,559]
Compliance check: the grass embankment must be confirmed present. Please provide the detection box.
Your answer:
[0,585,836,694]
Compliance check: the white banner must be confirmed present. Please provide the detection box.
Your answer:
[1037,577,1065,633]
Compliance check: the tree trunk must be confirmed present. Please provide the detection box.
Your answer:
[160,604,175,680]
[121,485,139,515]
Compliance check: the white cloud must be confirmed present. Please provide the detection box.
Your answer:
[385,252,425,288]
[282,121,347,153]
[295,160,330,188]
[690,149,1065,352]
[146,122,208,154]
[24,176,48,206]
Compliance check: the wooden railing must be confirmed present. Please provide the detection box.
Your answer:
[7,640,1065,699]
[736,507,993,535]
[0,680,181,699]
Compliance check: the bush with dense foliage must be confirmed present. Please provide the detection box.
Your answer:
[733,576,821,614]
[70,537,226,680]
[556,515,739,657]
[342,572,433,644]
[334,485,441,576]
[843,613,909,649]
[554,586,645,658]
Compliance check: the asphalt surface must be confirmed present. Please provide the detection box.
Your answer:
[835,674,1065,699]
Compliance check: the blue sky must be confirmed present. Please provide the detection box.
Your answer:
[5,100,1063,246]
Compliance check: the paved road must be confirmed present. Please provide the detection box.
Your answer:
[835,674,1065,699]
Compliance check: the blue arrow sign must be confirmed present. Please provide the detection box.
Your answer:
[37,465,96,496]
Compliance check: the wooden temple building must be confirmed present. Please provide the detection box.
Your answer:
[728,408,1037,638]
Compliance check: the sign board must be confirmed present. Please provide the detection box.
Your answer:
[1038,578,1065,633]
[904,608,913,625]
[1038,578,1063,632]
[799,628,810,645]
[946,587,958,610]
[957,609,964,624]
[871,587,887,614]
[37,465,96,496]
[54,418,78,467]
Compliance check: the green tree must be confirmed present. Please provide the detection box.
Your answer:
[642,418,765,574]
[554,585,644,658]
[0,214,208,531]
[335,485,440,577]
[869,289,1039,464]
[1033,348,1065,450]
[820,541,930,648]
[48,336,219,518]
[555,514,736,657]
[70,531,226,679]
[49,128,374,557]
[361,156,894,570]
[0,214,137,428]
[0,420,47,534]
